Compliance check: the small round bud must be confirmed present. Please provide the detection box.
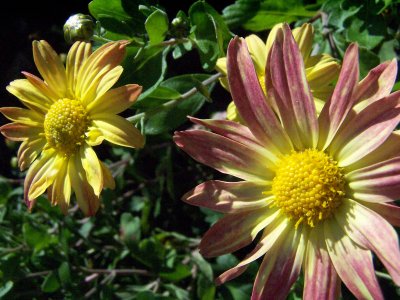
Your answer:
[171,17,183,27]
[11,157,18,169]
[64,14,95,44]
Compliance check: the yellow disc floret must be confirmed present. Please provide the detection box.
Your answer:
[271,149,345,228]
[44,99,89,155]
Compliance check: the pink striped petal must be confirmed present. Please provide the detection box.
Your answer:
[324,217,383,300]
[347,131,400,171]
[227,36,292,154]
[174,130,275,181]
[353,59,397,112]
[347,157,400,203]
[330,91,400,166]
[216,216,288,285]
[251,225,306,300]
[266,24,318,149]
[361,201,400,227]
[318,44,359,150]
[183,180,271,213]
[189,117,280,165]
[0,123,43,141]
[335,199,400,285]
[199,207,279,257]
[303,226,340,300]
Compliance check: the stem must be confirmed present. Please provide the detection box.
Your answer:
[127,72,222,123]
[80,266,152,277]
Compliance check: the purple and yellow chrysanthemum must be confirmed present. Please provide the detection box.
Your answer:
[0,40,144,216]
[174,24,400,299]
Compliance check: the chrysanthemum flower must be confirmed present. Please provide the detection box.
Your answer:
[174,24,400,299]
[0,40,144,216]
[216,23,340,122]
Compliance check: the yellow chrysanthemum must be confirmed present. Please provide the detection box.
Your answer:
[216,23,340,122]
[175,24,400,299]
[0,40,144,216]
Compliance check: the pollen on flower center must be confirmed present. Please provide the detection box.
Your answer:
[271,149,345,228]
[44,98,89,155]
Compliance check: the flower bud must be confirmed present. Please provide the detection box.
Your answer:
[63,14,95,44]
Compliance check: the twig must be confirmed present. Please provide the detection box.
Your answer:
[80,266,153,277]
[25,270,51,278]
[127,72,222,123]
[159,38,189,46]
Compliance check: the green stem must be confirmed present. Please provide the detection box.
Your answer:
[375,271,392,281]
[127,72,222,123]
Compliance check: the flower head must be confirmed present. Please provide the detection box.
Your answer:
[174,24,400,299]
[1,40,144,216]
[216,23,340,122]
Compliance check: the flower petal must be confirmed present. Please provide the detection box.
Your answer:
[199,207,279,257]
[183,180,271,213]
[174,130,275,181]
[87,84,142,114]
[24,149,56,209]
[306,56,340,89]
[7,79,52,112]
[346,156,400,203]
[66,41,92,97]
[318,43,359,150]
[227,36,292,153]
[216,216,288,285]
[266,24,318,149]
[189,117,280,164]
[245,34,267,74]
[324,217,383,300]
[0,107,44,126]
[330,91,400,166]
[17,138,46,171]
[251,224,306,300]
[92,113,144,148]
[292,23,313,64]
[48,158,71,214]
[303,226,340,300]
[69,153,100,216]
[22,72,59,102]
[80,143,103,196]
[32,40,67,97]
[76,41,128,104]
[353,59,397,112]
[361,201,400,227]
[335,199,400,285]
[0,123,43,141]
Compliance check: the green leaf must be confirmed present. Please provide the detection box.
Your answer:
[141,74,215,135]
[164,284,190,300]
[58,262,71,285]
[197,274,215,300]
[145,9,169,45]
[159,264,192,282]
[120,213,141,244]
[378,39,399,62]
[345,17,385,50]
[358,47,380,78]
[222,0,261,29]
[234,0,318,32]
[89,0,146,40]
[189,1,221,71]
[322,0,361,31]
[121,45,170,99]
[192,251,213,281]
[22,223,56,253]
[0,281,13,297]
[41,272,61,293]
[224,282,252,300]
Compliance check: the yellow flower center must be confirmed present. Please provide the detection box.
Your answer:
[44,99,89,155]
[258,74,267,94]
[271,149,345,228]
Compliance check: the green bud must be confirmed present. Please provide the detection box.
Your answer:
[11,157,18,169]
[63,14,95,44]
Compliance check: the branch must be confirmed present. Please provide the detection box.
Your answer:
[127,72,222,123]
[80,266,153,277]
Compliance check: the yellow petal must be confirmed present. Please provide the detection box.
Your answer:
[0,107,44,126]
[66,41,92,98]
[18,138,47,171]
[245,34,267,75]
[265,23,283,62]
[216,57,227,75]
[100,161,115,190]
[80,143,103,196]
[292,23,314,64]
[87,84,142,115]
[226,101,244,123]
[48,158,71,214]
[92,113,145,148]
[32,40,67,97]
